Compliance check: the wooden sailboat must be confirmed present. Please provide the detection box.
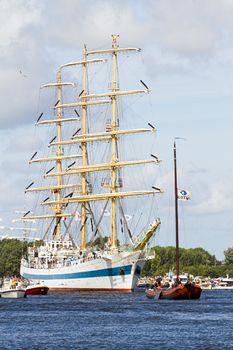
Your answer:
[146,139,202,300]
[20,35,162,292]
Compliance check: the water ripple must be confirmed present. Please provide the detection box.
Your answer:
[0,290,233,349]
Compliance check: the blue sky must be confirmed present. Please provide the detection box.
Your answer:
[0,0,233,259]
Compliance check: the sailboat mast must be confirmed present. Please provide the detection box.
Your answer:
[174,140,180,279]
[111,34,118,249]
[55,68,62,240]
[81,45,88,250]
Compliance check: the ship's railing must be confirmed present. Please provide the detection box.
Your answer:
[25,252,104,269]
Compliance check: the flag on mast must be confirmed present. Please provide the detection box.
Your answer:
[178,189,190,200]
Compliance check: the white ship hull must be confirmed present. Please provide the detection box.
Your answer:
[20,251,145,292]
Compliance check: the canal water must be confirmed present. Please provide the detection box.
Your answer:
[0,290,233,349]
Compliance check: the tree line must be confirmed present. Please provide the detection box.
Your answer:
[142,246,233,278]
[1,238,233,277]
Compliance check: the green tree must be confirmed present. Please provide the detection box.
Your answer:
[0,239,28,277]
[224,247,233,264]
[141,245,221,277]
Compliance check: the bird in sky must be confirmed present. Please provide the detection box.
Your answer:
[19,70,27,78]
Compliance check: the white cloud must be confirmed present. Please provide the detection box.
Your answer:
[191,180,233,215]
[0,0,40,48]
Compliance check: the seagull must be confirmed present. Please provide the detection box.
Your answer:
[19,70,27,78]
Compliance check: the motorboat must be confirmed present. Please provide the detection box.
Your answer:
[0,279,26,298]
[212,277,233,290]
[26,283,49,295]
[1,288,26,298]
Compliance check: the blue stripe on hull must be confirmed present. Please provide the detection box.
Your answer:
[22,264,132,280]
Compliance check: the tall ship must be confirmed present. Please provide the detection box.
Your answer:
[20,35,162,291]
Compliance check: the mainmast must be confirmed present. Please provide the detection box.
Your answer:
[111,34,118,249]
[173,140,180,279]
[81,45,88,250]
[55,68,63,240]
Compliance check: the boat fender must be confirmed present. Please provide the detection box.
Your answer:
[120,268,125,275]
[134,265,141,275]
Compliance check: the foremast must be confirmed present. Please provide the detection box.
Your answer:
[24,70,77,239]
[23,55,106,237]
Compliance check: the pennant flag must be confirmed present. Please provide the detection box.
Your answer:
[178,189,190,200]
[75,212,82,221]
[102,209,110,217]
[125,214,132,221]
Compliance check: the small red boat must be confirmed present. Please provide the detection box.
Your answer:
[159,283,201,300]
[26,285,49,295]
[146,283,201,300]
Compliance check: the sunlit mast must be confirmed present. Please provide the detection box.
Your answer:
[59,52,107,250]
[111,34,118,248]
[55,68,62,240]
[86,34,156,249]
[81,45,88,249]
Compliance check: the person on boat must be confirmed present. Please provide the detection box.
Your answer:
[163,281,170,288]
[10,280,17,289]
[153,277,163,290]
[188,274,194,283]
[146,283,153,292]
[172,277,181,287]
